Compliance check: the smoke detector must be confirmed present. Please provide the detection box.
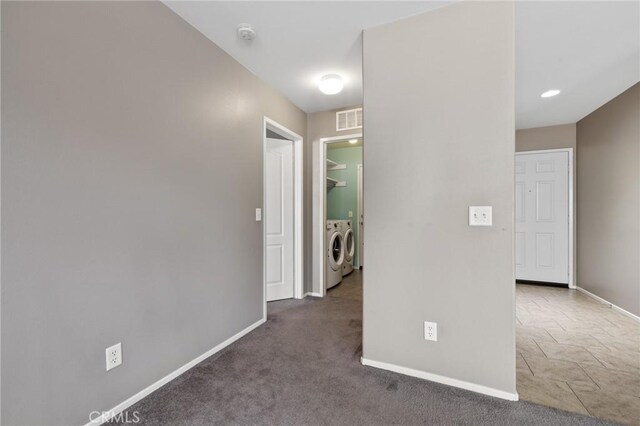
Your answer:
[237,24,256,41]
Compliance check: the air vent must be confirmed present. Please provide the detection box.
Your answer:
[336,108,363,131]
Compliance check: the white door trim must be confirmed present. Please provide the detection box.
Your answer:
[357,163,363,269]
[515,148,574,288]
[314,133,362,296]
[263,117,304,319]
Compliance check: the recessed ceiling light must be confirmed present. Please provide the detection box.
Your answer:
[541,89,560,98]
[348,139,358,144]
[318,74,343,95]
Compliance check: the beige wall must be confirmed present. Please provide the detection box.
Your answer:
[515,124,577,285]
[307,107,362,294]
[362,1,516,396]
[576,83,639,316]
[1,2,306,424]
[516,123,576,152]
[307,107,362,141]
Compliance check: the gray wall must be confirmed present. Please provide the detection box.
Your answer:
[307,107,362,294]
[362,1,516,395]
[576,83,639,316]
[515,124,577,284]
[1,2,306,425]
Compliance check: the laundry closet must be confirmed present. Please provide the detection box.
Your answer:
[325,140,363,289]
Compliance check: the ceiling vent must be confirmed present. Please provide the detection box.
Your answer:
[336,108,363,131]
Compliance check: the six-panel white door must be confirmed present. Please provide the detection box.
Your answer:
[515,151,569,284]
[265,138,294,301]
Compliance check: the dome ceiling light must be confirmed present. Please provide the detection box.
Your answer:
[318,74,344,95]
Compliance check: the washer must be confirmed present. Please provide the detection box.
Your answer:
[338,220,355,276]
[326,220,344,289]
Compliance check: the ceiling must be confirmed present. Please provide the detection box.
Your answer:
[163,1,451,113]
[515,1,639,129]
[165,1,640,129]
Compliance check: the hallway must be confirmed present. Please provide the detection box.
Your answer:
[516,284,640,424]
[117,275,603,425]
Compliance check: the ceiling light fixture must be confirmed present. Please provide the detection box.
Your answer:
[318,74,344,95]
[348,139,358,144]
[540,89,560,98]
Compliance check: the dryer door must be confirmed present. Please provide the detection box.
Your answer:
[343,228,355,262]
[328,232,344,271]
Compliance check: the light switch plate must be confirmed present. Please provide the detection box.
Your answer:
[348,211,353,218]
[469,206,492,226]
[255,208,262,222]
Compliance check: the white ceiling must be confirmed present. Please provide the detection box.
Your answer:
[165,1,640,129]
[516,1,639,129]
[163,1,452,113]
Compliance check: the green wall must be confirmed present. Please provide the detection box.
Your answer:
[327,146,362,267]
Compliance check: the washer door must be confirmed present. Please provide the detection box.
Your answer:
[328,232,344,271]
[343,228,355,262]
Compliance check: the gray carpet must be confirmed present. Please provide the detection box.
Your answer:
[116,296,612,425]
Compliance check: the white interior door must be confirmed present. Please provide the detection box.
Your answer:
[515,151,569,284]
[357,164,363,269]
[265,138,294,301]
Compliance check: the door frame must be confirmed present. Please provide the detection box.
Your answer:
[357,163,363,269]
[314,133,362,296]
[515,148,574,288]
[263,117,304,318]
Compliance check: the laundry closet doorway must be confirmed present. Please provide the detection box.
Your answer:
[314,134,363,296]
[357,164,363,269]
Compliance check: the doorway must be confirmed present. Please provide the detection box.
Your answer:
[515,149,574,287]
[263,118,304,310]
[314,134,363,296]
[357,164,363,269]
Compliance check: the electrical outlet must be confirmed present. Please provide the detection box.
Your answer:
[424,322,438,341]
[348,211,353,218]
[469,206,492,226]
[105,342,122,371]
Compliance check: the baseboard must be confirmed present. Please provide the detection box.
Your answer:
[85,318,267,426]
[576,287,640,323]
[360,357,519,402]
[304,292,323,298]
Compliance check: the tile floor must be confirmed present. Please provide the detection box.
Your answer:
[516,283,640,425]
